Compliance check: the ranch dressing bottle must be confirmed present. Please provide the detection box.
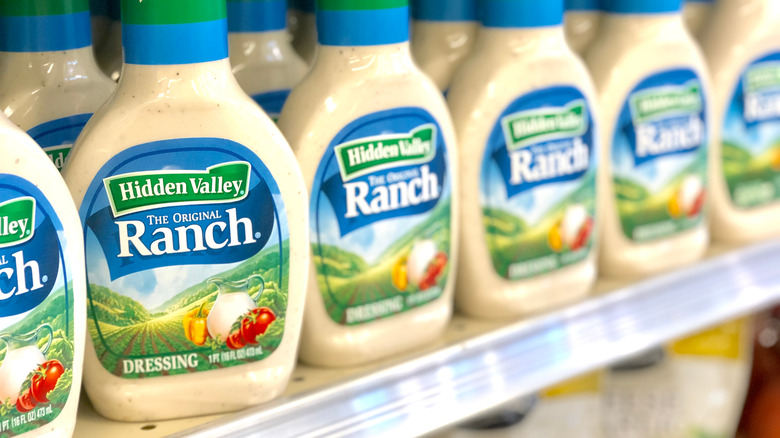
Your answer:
[683,0,713,38]
[701,0,780,242]
[411,0,478,92]
[0,0,116,173]
[63,0,309,421]
[586,0,711,277]
[0,115,87,438]
[279,0,459,367]
[288,0,316,64]
[448,0,598,318]
[564,0,603,55]
[227,0,308,121]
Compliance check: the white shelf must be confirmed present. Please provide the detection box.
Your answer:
[74,241,780,438]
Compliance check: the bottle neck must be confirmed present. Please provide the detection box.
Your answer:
[317,4,409,47]
[601,11,685,37]
[477,26,569,56]
[0,10,92,53]
[117,58,240,102]
[226,0,287,34]
[313,42,415,78]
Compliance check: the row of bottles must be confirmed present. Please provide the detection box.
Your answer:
[0,0,778,435]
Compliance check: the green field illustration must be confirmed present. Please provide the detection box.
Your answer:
[314,199,451,325]
[615,149,707,242]
[1,286,74,437]
[484,172,596,279]
[87,243,289,378]
[722,140,780,208]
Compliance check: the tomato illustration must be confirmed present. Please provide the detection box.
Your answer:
[240,307,276,344]
[16,389,37,413]
[688,190,706,218]
[570,217,594,251]
[226,331,247,350]
[30,360,65,403]
[419,252,448,291]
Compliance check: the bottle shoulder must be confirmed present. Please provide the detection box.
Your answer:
[587,32,709,100]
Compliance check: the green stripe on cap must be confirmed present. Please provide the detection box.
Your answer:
[317,0,407,11]
[0,0,89,16]
[121,0,227,25]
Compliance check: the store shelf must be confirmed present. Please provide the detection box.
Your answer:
[74,241,780,438]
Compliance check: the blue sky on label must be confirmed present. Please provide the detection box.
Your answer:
[85,203,284,311]
[481,159,586,226]
[612,133,697,193]
[314,184,451,265]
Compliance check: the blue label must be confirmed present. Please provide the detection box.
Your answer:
[0,174,75,435]
[481,86,597,279]
[251,89,291,121]
[227,0,287,33]
[0,178,65,318]
[612,68,708,242]
[0,12,92,52]
[722,52,780,209]
[81,138,291,378]
[317,6,409,46]
[311,107,453,325]
[123,19,229,65]
[27,114,92,173]
[411,0,477,22]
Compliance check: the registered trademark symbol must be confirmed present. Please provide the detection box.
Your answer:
[255,232,261,239]
[42,275,48,283]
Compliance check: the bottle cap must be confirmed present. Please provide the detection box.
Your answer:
[121,0,229,65]
[602,0,682,14]
[227,0,287,33]
[411,0,477,22]
[482,0,564,28]
[0,0,91,52]
[317,0,409,46]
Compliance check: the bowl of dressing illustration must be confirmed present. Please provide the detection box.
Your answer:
[0,324,53,405]
[206,274,266,342]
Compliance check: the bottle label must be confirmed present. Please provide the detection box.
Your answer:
[27,114,92,173]
[481,86,597,279]
[0,175,75,436]
[611,69,708,242]
[251,90,291,122]
[722,52,780,209]
[80,138,289,379]
[310,107,452,325]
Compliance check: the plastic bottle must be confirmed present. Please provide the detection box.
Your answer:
[288,0,316,64]
[0,0,116,173]
[700,0,780,242]
[62,0,309,421]
[564,0,603,55]
[585,0,711,277]
[411,0,478,92]
[227,0,308,121]
[279,0,459,367]
[683,0,713,38]
[448,0,598,318]
[0,114,87,438]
